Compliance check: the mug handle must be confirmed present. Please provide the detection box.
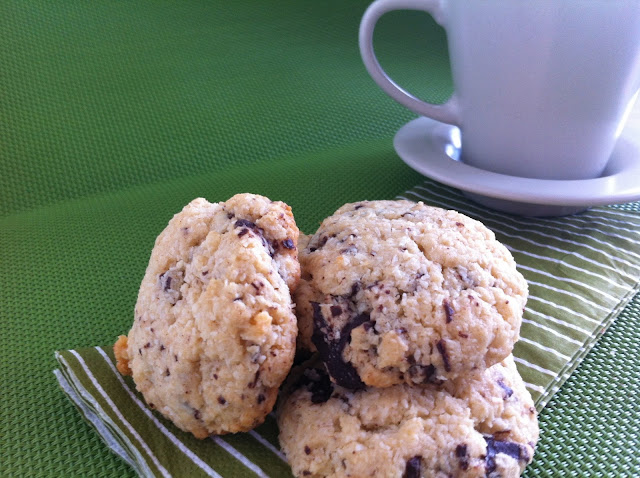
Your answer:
[359,0,460,126]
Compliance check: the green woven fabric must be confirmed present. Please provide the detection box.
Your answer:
[2,1,639,477]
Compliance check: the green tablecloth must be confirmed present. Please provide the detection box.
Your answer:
[2,2,638,476]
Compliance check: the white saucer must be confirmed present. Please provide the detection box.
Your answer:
[394,113,640,216]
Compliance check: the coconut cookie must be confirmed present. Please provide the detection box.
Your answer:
[278,355,538,478]
[114,193,300,438]
[297,200,527,388]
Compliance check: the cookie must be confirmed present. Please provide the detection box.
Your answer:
[296,200,527,388]
[278,355,538,478]
[114,193,300,438]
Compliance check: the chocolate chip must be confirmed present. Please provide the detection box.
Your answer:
[251,281,264,293]
[238,228,250,237]
[213,374,218,380]
[164,368,170,377]
[249,370,261,388]
[354,204,364,210]
[436,339,451,372]
[403,456,421,478]
[163,275,172,291]
[302,472,311,476]
[304,446,311,455]
[443,299,454,323]
[159,344,165,351]
[330,305,342,317]
[456,444,469,470]
[149,403,155,409]
[144,342,151,348]
[218,396,226,405]
[310,235,328,252]
[257,394,265,404]
[282,238,295,249]
[408,364,436,384]
[484,436,529,474]
[227,212,235,219]
[458,332,469,339]
[235,219,257,229]
[159,268,184,304]
[497,379,514,399]
[311,302,367,390]
[193,409,201,420]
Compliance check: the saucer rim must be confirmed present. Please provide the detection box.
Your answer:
[394,116,640,207]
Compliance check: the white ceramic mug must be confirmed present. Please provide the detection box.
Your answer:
[360,0,640,180]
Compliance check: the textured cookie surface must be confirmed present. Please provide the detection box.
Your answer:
[114,193,300,438]
[296,200,527,387]
[278,356,538,478]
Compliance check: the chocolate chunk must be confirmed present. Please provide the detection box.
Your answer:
[497,379,514,399]
[296,367,335,404]
[403,456,422,478]
[456,444,469,470]
[311,302,368,390]
[282,238,295,249]
[443,300,454,323]
[436,340,451,372]
[484,436,528,474]
[330,305,342,317]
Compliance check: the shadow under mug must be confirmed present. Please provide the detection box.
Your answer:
[360,0,640,180]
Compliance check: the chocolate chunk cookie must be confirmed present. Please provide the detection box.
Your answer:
[296,200,527,387]
[114,193,300,438]
[278,355,538,478]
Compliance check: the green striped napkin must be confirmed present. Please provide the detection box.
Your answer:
[55,181,640,477]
